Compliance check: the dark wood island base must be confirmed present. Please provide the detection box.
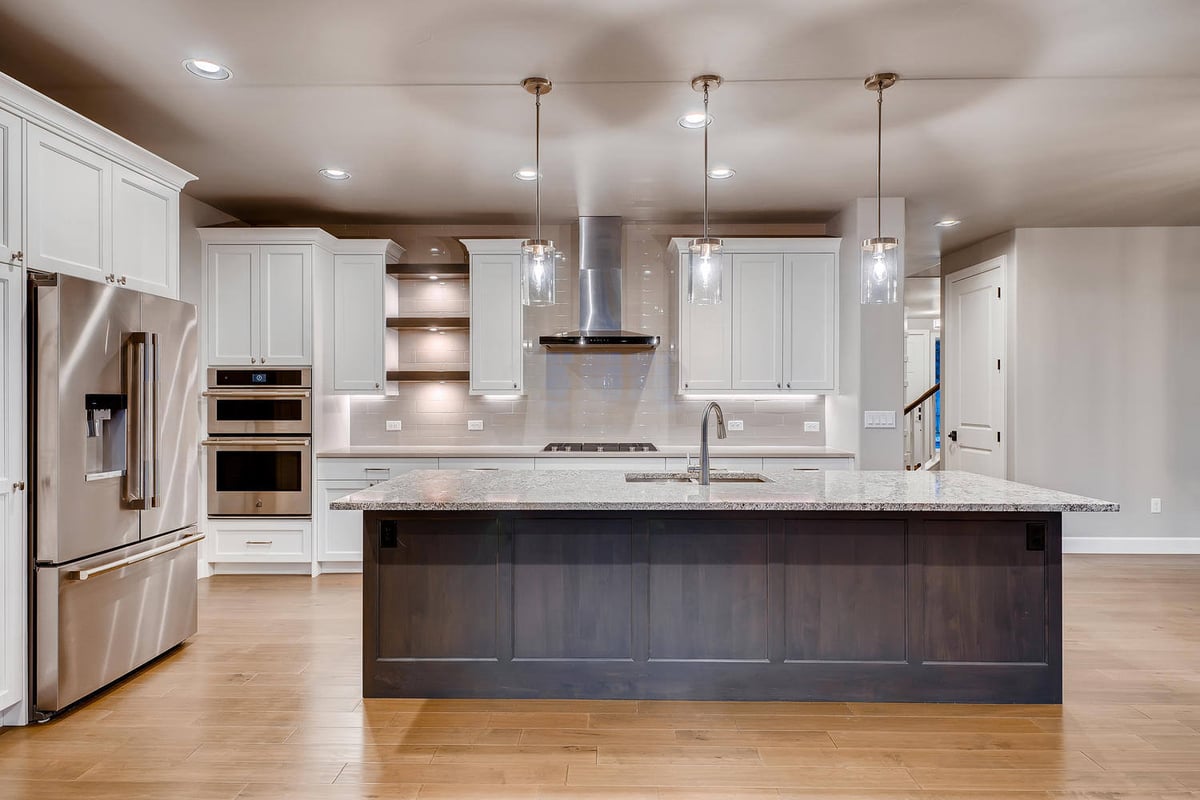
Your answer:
[363,510,1062,704]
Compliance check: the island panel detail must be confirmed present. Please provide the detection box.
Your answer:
[363,510,1064,703]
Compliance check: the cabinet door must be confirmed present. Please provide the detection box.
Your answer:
[112,165,179,298]
[0,109,20,265]
[732,253,784,391]
[469,253,523,394]
[259,245,312,366]
[679,253,733,392]
[783,252,838,392]
[332,254,383,392]
[0,260,24,717]
[26,125,110,280]
[206,244,258,365]
[317,480,369,562]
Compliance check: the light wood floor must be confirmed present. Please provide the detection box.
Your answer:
[2,555,1199,799]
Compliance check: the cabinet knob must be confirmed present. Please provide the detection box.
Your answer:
[10,251,22,262]
[250,357,257,364]
[375,383,380,389]
[118,275,127,285]
[787,383,791,388]
[777,383,781,389]
[12,481,24,491]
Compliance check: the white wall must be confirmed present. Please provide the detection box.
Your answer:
[945,227,1200,552]
[826,197,906,469]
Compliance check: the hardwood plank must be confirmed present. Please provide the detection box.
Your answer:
[758,747,1100,770]
[828,731,1156,751]
[187,742,438,764]
[431,745,598,765]
[286,727,524,746]
[638,700,851,716]
[908,768,1190,791]
[415,788,658,800]
[79,759,348,784]
[236,786,420,800]
[596,745,762,765]
[588,713,741,730]
[3,781,246,800]
[731,715,1045,733]
[566,764,919,789]
[335,763,569,785]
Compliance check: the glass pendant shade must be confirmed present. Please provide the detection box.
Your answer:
[687,237,724,305]
[860,236,899,304]
[521,239,556,306]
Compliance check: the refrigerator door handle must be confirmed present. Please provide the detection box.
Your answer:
[147,332,160,508]
[124,333,148,508]
[64,532,206,581]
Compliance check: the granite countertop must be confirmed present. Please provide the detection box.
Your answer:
[330,469,1119,513]
[316,445,855,459]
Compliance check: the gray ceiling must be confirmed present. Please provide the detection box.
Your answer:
[1,0,1199,272]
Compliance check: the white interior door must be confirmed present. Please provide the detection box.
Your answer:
[945,259,1006,478]
[0,260,25,721]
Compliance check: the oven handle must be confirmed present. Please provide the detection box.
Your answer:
[202,389,311,399]
[201,438,311,447]
[65,533,206,581]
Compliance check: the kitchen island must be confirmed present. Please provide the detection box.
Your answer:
[332,469,1116,704]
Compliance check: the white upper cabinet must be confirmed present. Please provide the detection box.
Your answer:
[673,238,840,395]
[112,165,178,297]
[0,108,19,265]
[206,244,258,365]
[732,253,785,391]
[332,253,385,392]
[679,253,733,392]
[784,252,838,392]
[203,239,314,366]
[259,245,312,366]
[25,125,109,281]
[464,241,523,395]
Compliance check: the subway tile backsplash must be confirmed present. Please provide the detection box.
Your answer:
[331,222,828,448]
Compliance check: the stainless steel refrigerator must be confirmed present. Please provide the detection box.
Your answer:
[29,272,203,717]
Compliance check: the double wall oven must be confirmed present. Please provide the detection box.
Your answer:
[203,368,312,517]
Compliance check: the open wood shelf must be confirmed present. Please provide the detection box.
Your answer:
[386,316,470,330]
[387,263,469,280]
[386,370,470,383]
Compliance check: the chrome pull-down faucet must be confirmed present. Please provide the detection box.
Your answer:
[698,401,727,485]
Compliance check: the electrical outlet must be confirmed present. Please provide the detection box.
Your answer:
[385,420,402,432]
[467,419,484,431]
[726,420,744,432]
[1151,497,1162,514]
[804,421,821,433]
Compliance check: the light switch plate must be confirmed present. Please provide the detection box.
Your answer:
[467,419,484,431]
[1151,497,1162,514]
[385,420,402,432]
[804,421,821,433]
[864,411,897,429]
[727,420,744,432]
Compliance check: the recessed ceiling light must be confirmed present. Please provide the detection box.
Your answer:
[513,168,539,181]
[678,112,712,129]
[183,58,232,80]
[318,168,351,181]
[935,218,961,228]
[707,167,735,180]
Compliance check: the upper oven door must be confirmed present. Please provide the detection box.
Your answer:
[204,388,311,435]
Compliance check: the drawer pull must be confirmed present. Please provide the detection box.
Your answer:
[244,540,274,545]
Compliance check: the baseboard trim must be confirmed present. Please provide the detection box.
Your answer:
[1064,537,1200,555]
[209,563,315,576]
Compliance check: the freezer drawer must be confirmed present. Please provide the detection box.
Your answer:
[34,529,203,713]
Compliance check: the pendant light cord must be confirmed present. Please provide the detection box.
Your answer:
[702,82,710,239]
[535,87,542,243]
[876,85,883,240]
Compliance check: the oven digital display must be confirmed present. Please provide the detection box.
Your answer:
[251,372,268,384]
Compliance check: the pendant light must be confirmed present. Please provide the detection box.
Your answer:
[687,75,724,305]
[861,72,900,305]
[520,77,556,307]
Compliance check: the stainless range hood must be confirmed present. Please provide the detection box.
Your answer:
[539,216,661,352]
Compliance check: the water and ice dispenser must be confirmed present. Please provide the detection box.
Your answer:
[84,393,127,480]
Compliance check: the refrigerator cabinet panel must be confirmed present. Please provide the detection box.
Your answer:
[138,292,199,538]
[34,275,140,564]
[34,528,202,713]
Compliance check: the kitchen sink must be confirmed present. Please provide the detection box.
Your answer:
[624,472,774,484]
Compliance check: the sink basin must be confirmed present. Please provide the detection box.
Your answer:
[624,472,774,484]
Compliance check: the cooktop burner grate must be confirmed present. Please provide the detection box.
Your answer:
[542,442,658,453]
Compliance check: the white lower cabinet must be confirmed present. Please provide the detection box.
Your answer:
[439,458,534,470]
[317,481,370,563]
[535,457,668,471]
[763,457,855,471]
[664,457,764,472]
[210,518,312,564]
[0,260,26,722]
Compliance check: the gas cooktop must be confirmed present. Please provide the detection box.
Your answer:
[542,442,658,453]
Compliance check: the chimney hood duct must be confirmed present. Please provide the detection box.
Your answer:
[539,216,661,352]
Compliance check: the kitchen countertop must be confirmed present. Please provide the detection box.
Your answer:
[330,469,1118,513]
[316,445,855,459]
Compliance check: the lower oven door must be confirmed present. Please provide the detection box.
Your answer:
[203,437,312,516]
